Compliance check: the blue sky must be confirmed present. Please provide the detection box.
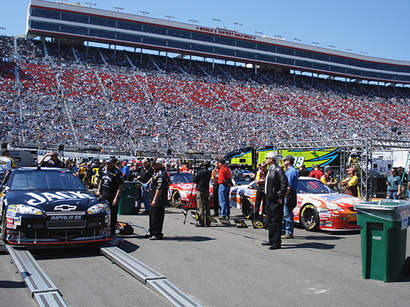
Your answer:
[1,0,410,61]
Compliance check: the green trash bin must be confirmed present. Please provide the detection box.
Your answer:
[354,199,410,282]
[118,181,139,215]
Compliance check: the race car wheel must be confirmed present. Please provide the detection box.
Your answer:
[241,198,252,219]
[170,191,181,208]
[300,204,320,231]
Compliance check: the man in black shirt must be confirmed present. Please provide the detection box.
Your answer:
[38,152,66,168]
[148,158,169,240]
[193,161,211,227]
[136,159,154,214]
[98,157,123,236]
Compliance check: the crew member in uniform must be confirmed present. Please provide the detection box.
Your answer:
[0,150,16,180]
[98,157,123,236]
[193,161,212,227]
[254,162,267,220]
[262,152,288,250]
[211,161,220,217]
[148,158,169,240]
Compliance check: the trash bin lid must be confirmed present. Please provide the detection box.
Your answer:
[354,200,410,211]
[354,200,410,223]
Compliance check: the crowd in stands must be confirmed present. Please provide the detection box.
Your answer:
[0,35,409,155]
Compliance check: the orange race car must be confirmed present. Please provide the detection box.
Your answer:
[230,177,360,231]
[168,172,214,209]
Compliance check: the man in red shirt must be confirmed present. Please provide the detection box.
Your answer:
[217,159,232,220]
[309,165,323,180]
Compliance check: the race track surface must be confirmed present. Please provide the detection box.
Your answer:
[0,206,409,307]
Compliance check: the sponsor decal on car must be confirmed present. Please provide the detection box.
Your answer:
[25,191,94,206]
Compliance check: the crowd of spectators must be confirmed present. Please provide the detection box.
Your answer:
[0,36,409,155]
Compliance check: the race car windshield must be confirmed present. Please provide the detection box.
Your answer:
[297,179,334,194]
[8,170,86,191]
[169,172,193,184]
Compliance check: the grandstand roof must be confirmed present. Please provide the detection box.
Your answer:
[26,0,410,83]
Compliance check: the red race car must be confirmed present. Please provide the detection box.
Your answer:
[168,172,214,209]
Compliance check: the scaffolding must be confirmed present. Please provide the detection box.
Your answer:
[272,138,410,200]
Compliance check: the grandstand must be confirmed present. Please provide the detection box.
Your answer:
[0,0,409,156]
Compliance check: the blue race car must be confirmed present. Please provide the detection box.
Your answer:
[0,167,111,246]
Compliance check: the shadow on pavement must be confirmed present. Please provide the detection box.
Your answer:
[299,235,345,241]
[281,242,335,249]
[0,280,26,289]
[32,246,101,260]
[117,240,139,253]
[162,236,216,242]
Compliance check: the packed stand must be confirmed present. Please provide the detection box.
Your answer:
[0,36,409,155]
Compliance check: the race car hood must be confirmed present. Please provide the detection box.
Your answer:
[5,190,99,211]
[171,183,197,193]
[302,193,360,210]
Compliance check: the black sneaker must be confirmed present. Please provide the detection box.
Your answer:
[261,241,273,246]
[269,245,281,250]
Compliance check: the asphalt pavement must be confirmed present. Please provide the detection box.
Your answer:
[0,206,409,307]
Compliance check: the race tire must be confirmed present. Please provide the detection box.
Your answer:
[300,204,320,231]
[241,198,252,219]
[170,191,181,208]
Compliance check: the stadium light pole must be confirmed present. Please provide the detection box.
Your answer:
[113,7,123,13]
[140,10,150,17]
[165,15,175,21]
[233,22,243,31]
[85,2,96,8]
[212,18,222,28]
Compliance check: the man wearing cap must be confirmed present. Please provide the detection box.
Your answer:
[98,157,123,236]
[217,159,232,220]
[282,156,299,239]
[148,158,169,240]
[320,167,338,191]
[341,167,359,197]
[262,152,288,250]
